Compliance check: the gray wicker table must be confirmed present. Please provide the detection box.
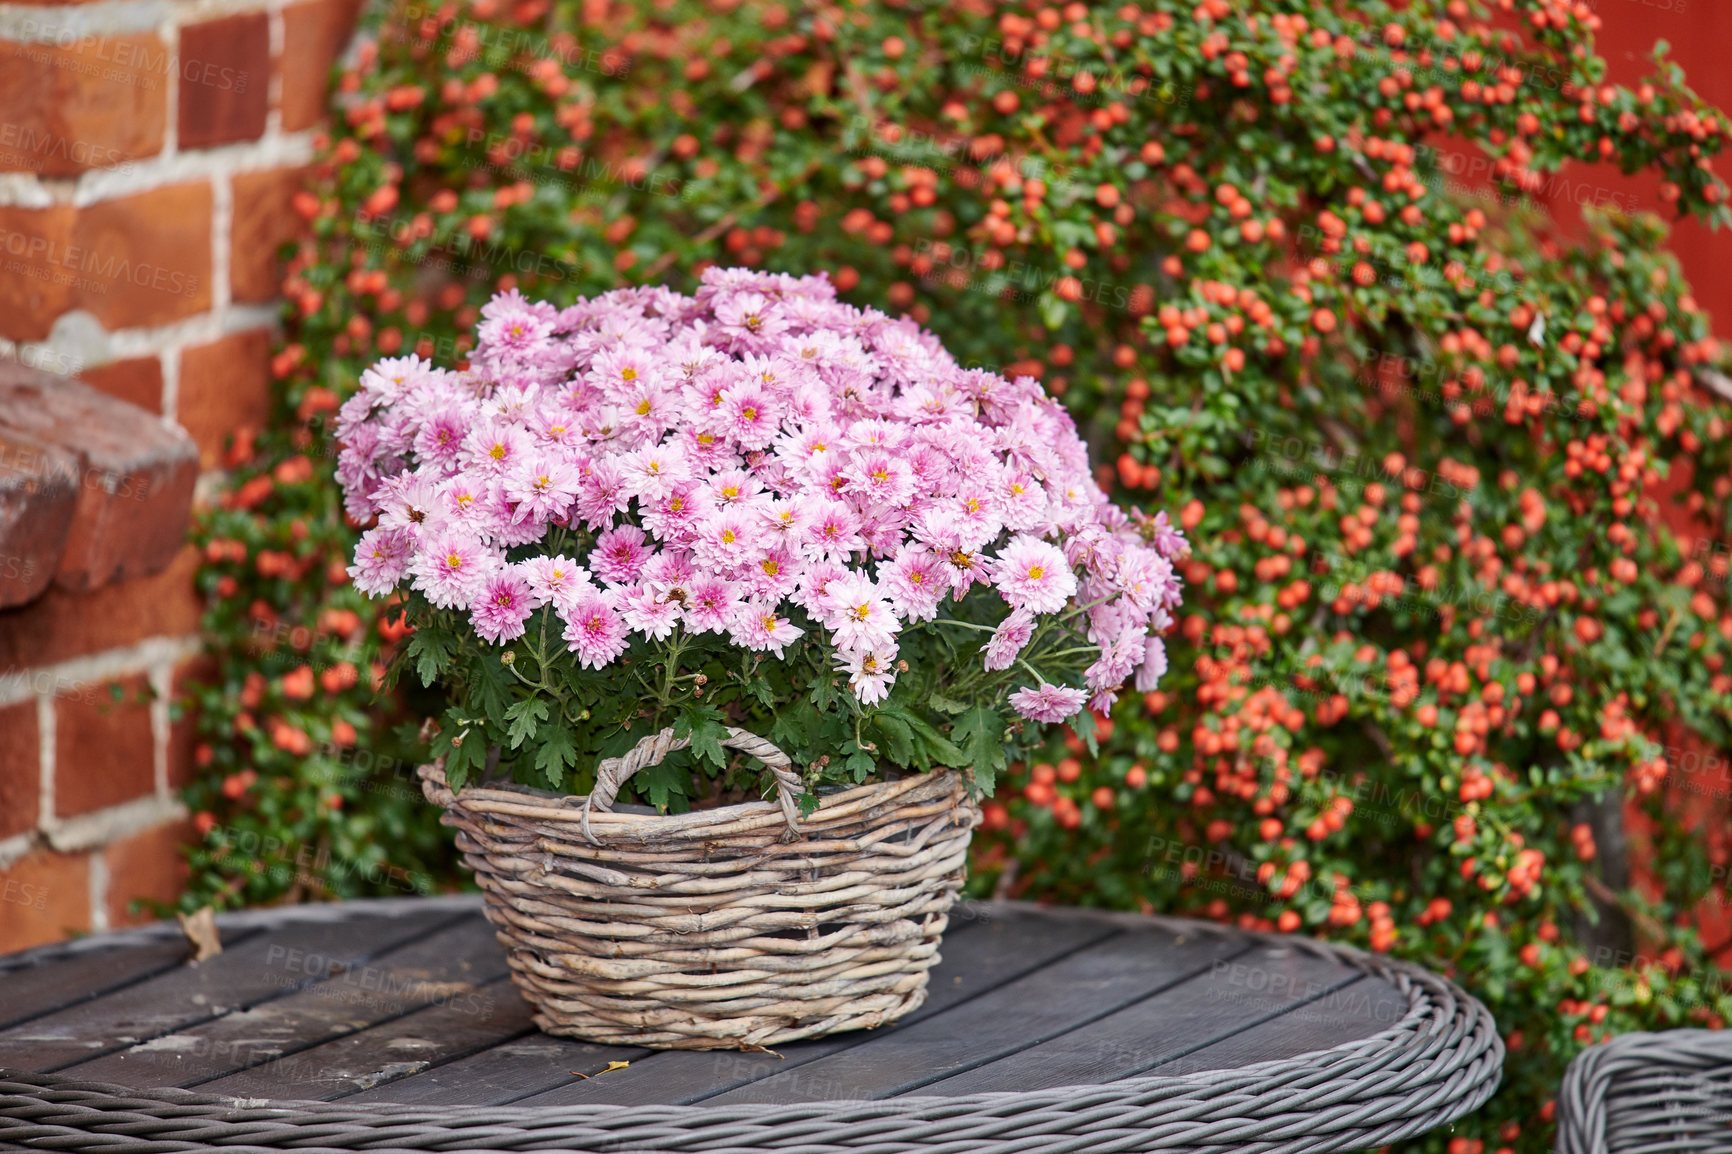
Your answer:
[0,895,1501,1153]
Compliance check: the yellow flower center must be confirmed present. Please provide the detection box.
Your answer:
[850,603,871,621]
[636,399,652,415]
[1027,565,1044,580]
[741,406,757,421]
[489,444,506,460]
[762,559,779,575]
[446,553,463,569]
[721,529,736,544]
[621,367,637,380]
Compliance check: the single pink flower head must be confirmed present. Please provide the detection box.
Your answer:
[411,531,498,609]
[471,571,536,644]
[517,554,591,610]
[560,591,629,669]
[1008,683,1088,724]
[992,534,1077,614]
[591,524,654,585]
[835,645,898,705]
[983,607,1036,672]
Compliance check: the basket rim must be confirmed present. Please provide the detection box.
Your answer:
[418,760,973,839]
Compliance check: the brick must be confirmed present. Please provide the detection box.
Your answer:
[0,544,201,672]
[0,847,91,951]
[281,0,363,132]
[79,356,163,414]
[178,328,274,469]
[166,654,217,790]
[0,34,169,178]
[177,14,269,149]
[103,819,191,926]
[0,699,40,840]
[54,671,154,817]
[231,167,311,303]
[0,362,198,592]
[0,426,79,607]
[70,183,212,330]
[0,203,77,342]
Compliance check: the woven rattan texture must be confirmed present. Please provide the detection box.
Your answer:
[0,945,1502,1154]
[419,729,981,1051]
[1555,1029,1732,1154]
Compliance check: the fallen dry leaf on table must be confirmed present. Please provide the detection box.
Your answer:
[178,907,222,962]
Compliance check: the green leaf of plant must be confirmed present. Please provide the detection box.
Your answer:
[534,724,578,791]
[504,697,549,750]
[871,712,914,767]
[405,628,453,688]
[844,748,874,783]
[951,706,1007,795]
[676,707,729,770]
[927,691,969,714]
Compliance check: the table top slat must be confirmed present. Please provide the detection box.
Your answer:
[701,921,1252,1105]
[345,1034,654,1106]
[911,941,1365,1096]
[1141,968,1411,1077]
[55,914,512,1088]
[0,907,460,1073]
[0,937,211,1033]
[503,907,1122,1108]
[191,973,534,1100]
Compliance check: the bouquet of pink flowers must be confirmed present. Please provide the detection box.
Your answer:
[337,268,1186,806]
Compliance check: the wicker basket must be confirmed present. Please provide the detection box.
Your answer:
[418,725,980,1050]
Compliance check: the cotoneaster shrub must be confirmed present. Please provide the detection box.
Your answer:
[184,0,1732,1148]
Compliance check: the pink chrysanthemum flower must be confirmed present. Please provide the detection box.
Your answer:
[983,607,1036,672]
[731,602,805,658]
[684,576,741,634]
[573,457,630,531]
[713,291,790,350]
[879,545,946,622]
[349,527,412,596]
[1149,510,1188,559]
[411,531,497,609]
[517,554,590,610]
[618,583,682,641]
[718,382,781,450]
[622,440,691,503]
[504,454,580,524]
[412,402,470,471]
[835,646,897,705]
[705,468,763,508]
[1008,683,1088,724]
[460,419,530,476]
[744,546,799,599]
[471,571,536,644]
[641,481,702,546]
[591,525,654,585]
[992,535,1077,614]
[806,499,864,562]
[845,449,917,509]
[693,506,762,574]
[560,591,629,670]
[1135,635,1169,692]
[823,573,900,653]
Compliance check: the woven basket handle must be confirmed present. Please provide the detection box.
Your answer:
[580,725,804,845]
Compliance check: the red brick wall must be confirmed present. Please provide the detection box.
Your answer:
[0,0,358,951]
